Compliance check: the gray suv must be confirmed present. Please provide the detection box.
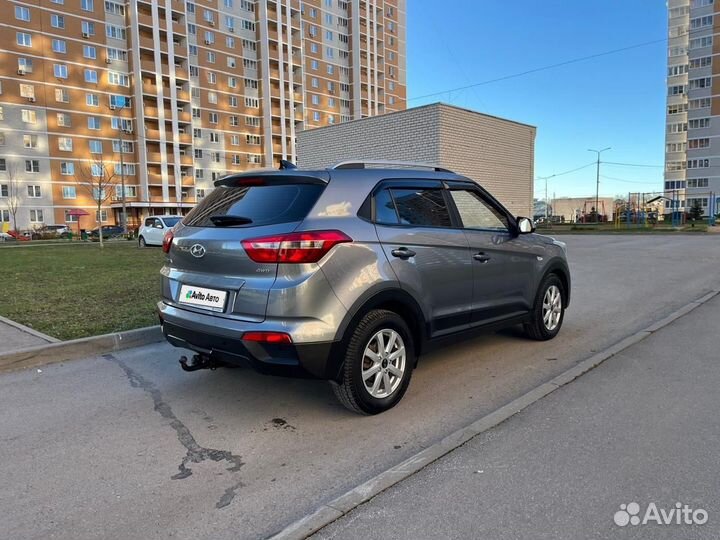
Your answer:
[158,161,570,414]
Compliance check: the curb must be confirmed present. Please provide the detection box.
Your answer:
[0,325,163,373]
[0,314,60,343]
[268,289,720,540]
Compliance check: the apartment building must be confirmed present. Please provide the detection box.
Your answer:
[0,0,406,232]
[665,0,720,216]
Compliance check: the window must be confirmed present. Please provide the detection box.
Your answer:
[60,162,75,175]
[86,93,99,106]
[15,6,30,21]
[51,14,65,28]
[96,210,108,222]
[183,184,325,227]
[115,185,136,198]
[688,138,710,149]
[88,117,101,130]
[229,115,238,126]
[89,140,102,153]
[194,149,203,159]
[17,32,32,47]
[450,190,508,231]
[18,57,33,74]
[687,178,709,188]
[311,94,320,105]
[246,116,260,127]
[112,140,133,153]
[57,113,72,127]
[667,103,688,115]
[106,48,127,61]
[81,0,94,11]
[689,77,712,90]
[689,36,713,50]
[246,134,261,145]
[83,45,97,59]
[52,39,67,53]
[209,132,219,143]
[53,64,68,79]
[208,92,218,104]
[23,134,38,148]
[22,109,37,124]
[207,51,216,64]
[30,210,44,223]
[205,31,215,44]
[230,134,240,145]
[91,164,103,177]
[0,183,6,196]
[691,15,713,28]
[313,111,321,122]
[667,122,687,134]
[0,210,8,222]
[687,158,710,168]
[105,24,125,40]
[311,59,319,70]
[20,84,35,98]
[58,137,73,151]
[25,161,40,174]
[245,97,259,108]
[689,118,711,129]
[105,1,125,16]
[689,57,712,69]
[65,210,79,222]
[377,188,453,227]
[108,72,129,86]
[193,128,202,139]
[208,72,217,84]
[85,69,98,83]
[27,185,41,197]
[82,21,95,36]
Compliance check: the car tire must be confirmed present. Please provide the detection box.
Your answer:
[331,309,414,415]
[138,236,146,248]
[524,273,566,341]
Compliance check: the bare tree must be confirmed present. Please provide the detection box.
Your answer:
[75,156,120,248]
[3,162,21,234]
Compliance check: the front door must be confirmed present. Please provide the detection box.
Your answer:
[446,186,538,324]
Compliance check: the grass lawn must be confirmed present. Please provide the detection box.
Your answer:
[0,241,165,340]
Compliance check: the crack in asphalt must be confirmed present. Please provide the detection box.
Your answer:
[103,354,244,509]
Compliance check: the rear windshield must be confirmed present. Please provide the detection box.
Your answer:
[182,184,325,227]
[161,217,181,227]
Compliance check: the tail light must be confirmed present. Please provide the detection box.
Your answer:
[242,331,292,344]
[162,230,174,253]
[242,230,352,263]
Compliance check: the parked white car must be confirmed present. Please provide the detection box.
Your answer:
[138,215,182,247]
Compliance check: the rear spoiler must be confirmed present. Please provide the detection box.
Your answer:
[214,170,330,187]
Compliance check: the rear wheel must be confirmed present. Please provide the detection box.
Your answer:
[138,236,146,248]
[524,274,565,340]
[331,309,414,415]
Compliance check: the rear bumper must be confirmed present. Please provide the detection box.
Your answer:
[158,302,341,379]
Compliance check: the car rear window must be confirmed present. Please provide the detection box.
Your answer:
[161,217,181,227]
[182,184,325,227]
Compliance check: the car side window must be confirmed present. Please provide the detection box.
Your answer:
[144,218,154,227]
[374,188,399,224]
[389,188,452,228]
[449,189,509,232]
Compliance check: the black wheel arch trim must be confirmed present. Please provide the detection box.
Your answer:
[540,258,571,307]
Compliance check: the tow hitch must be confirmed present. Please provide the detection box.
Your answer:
[179,353,222,372]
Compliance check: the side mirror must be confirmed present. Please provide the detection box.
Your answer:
[517,216,535,234]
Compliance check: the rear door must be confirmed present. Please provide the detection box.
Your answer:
[446,184,537,323]
[373,181,473,336]
[164,177,326,322]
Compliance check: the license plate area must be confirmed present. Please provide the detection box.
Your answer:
[178,284,227,312]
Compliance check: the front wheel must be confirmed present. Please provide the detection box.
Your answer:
[138,236,146,248]
[524,274,566,340]
[331,309,415,415]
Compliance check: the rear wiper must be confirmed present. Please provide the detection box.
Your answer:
[209,215,253,227]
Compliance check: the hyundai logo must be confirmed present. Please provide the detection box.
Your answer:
[190,244,206,258]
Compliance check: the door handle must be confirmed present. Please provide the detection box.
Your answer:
[473,252,491,263]
[391,247,416,259]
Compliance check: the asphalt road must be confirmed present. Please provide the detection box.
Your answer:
[1,235,719,540]
[313,289,720,540]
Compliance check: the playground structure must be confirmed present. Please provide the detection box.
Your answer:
[576,200,608,223]
[615,191,719,228]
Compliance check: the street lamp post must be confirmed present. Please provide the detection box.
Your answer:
[112,101,129,235]
[588,147,611,223]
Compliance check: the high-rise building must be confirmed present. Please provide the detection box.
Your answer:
[0,0,406,232]
[665,0,719,217]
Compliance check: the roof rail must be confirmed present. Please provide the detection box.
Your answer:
[330,160,454,173]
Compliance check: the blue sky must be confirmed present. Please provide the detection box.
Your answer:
[406,0,668,199]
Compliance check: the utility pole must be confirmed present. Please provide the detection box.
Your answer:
[588,147,611,223]
[112,101,129,235]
